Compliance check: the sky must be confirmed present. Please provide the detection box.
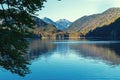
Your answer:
[38,0,120,21]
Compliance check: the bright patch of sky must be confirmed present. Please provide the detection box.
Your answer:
[38,0,120,21]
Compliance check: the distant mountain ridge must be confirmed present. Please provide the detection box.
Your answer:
[42,17,57,27]
[34,17,47,27]
[56,19,72,30]
[33,17,57,37]
[42,17,72,30]
[67,8,120,35]
[33,7,120,40]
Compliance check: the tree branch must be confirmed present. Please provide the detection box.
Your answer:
[0,3,8,26]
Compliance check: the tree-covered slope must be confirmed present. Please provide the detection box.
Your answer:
[33,17,57,34]
[67,8,120,35]
[86,18,120,39]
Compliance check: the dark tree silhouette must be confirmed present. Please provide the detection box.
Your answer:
[0,0,47,77]
[0,0,47,56]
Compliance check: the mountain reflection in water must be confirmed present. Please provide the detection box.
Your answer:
[1,39,120,80]
[28,39,120,66]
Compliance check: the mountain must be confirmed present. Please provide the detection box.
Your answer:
[42,17,72,30]
[56,19,72,30]
[33,17,57,38]
[42,17,57,27]
[34,17,57,33]
[34,17,47,27]
[67,8,120,35]
[86,18,120,39]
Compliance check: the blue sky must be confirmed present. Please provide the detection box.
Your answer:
[38,0,120,21]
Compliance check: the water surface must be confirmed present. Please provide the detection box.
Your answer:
[1,39,120,80]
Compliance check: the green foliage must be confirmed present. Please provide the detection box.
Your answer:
[0,0,47,28]
[0,0,46,77]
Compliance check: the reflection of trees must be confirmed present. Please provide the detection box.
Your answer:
[0,31,30,77]
[70,43,120,65]
[28,40,120,66]
[0,39,56,77]
[27,40,120,66]
[0,51,30,77]
[26,39,56,61]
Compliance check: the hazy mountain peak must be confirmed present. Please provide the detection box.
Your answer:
[42,17,56,25]
[34,17,47,27]
[56,19,71,23]
[42,17,72,30]
[56,19,72,30]
[43,17,54,21]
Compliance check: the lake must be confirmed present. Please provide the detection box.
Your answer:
[1,39,120,80]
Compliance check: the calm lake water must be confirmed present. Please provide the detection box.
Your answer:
[1,39,120,80]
